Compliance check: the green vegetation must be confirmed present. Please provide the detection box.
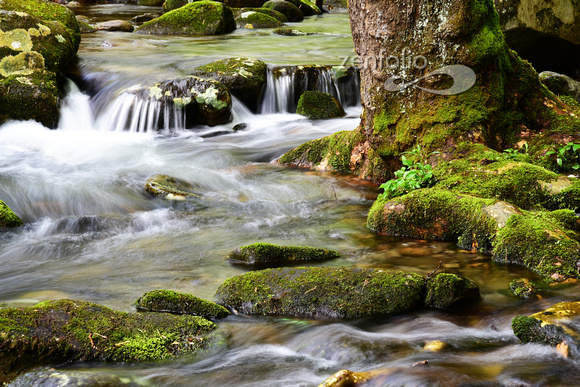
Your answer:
[136,289,230,319]
[226,242,340,267]
[296,91,345,119]
[0,200,23,228]
[545,142,580,173]
[424,273,480,309]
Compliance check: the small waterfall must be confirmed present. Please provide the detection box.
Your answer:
[259,65,360,114]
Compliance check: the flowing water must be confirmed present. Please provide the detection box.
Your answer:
[1,5,580,386]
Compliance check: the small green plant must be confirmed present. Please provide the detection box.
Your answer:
[545,142,580,172]
[377,145,438,200]
[501,142,529,161]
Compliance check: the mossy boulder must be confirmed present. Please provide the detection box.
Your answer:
[512,301,580,357]
[540,71,580,103]
[136,289,230,319]
[144,174,203,199]
[226,242,340,267]
[296,91,345,119]
[509,277,538,298]
[234,7,287,22]
[215,267,425,319]
[285,0,320,16]
[126,76,232,128]
[262,0,303,22]
[0,199,23,228]
[135,1,236,35]
[192,57,267,112]
[0,299,218,384]
[424,273,480,310]
[234,9,284,28]
[0,0,81,128]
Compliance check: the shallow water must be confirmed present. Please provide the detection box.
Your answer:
[2,5,580,386]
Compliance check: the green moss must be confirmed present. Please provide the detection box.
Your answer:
[163,0,192,12]
[296,91,345,120]
[0,200,23,228]
[215,267,425,319]
[511,315,570,346]
[136,289,230,319]
[509,278,538,298]
[424,273,481,309]
[144,174,202,199]
[136,1,236,35]
[0,299,218,384]
[235,10,284,28]
[226,242,340,267]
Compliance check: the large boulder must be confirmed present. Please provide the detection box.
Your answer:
[124,76,232,128]
[296,90,345,119]
[215,267,426,319]
[226,242,340,267]
[136,289,231,319]
[494,0,580,75]
[193,57,267,112]
[0,199,23,228]
[135,1,236,35]
[0,299,218,384]
[285,0,320,16]
[0,0,81,128]
[262,0,303,22]
[234,9,284,28]
[540,71,580,103]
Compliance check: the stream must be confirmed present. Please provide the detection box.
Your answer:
[1,4,580,386]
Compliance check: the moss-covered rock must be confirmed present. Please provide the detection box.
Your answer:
[226,242,340,267]
[162,0,195,13]
[234,9,284,28]
[424,273,480,310]
[136,289,230,319]
[126,76,232,127]
[262,0,303,22]
[285,0,320,16]
[192,57,267,112]
[234,7,287,22]
[296,90,345,119]
[0,0,81,128]
[509,277,538,298]
[540,71,580,103]
[512,301,580,357]
[135,1,236,35]
[144,174,203,200]
[0,299,218,384]
[0,199,23,228]
[214,267,425,319]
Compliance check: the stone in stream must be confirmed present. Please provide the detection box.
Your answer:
[284,0,321,16]
[540,71,580,103]
[215,267,428,319]
[9,369,146,387]
[192,57,268,113]
[262,0,303,22]
[0,200,23,229]
[226,242,340,267]
[135,1,236,35]
[0,299,219,384]
[512,301,580,358]
[424,273,480,310]
[509,277,539,298]
[96,20,134,32]
[144,174,204,200]
[136,289,231,319]
[234,10,285,29]
[0,0,81,128]
[296,91,346,119]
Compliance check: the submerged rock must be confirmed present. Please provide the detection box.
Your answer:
[0,299,218,384]
[0,0,81,128]
[193,57,267,112]
[512,301,580,357]
[144,174,203,199]
[296,91,345,119]
[0,200,23,229]
[136,289,230,319]
[135,1,236,35]
[215,267,425,319]
[424,273,480,310]
[540,71,580,103]
[226,242,340,267]
[262,0,303,22]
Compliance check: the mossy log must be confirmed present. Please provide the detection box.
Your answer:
[0,299,218,384]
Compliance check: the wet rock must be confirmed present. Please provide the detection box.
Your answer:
[234,9,285,28]
[0,0,81,128]
[215,267,425,319]
[494,0,580,75]
[139,0,165,5]
[9,369,146,387]
[272,27,305,36]
[0,200,23,229]
[136,289,230,319]
[296,91,345,119]
[285,0,320,16]
[262,0,303,22]
[144,174,203,199]
[422,340,449,352]
[131,13,162,24]
[0,299,218,384]
[318,369,373,387]
[97,20,135,32]
[226,242,340,267]
[127,76,232,127]
[77,16,98,33]
[540,71,580,103]
[235,7,288,22]
[424,273,480,310]
[509,277,538,298]
[193,57,267,112]
[512,301,580,357]
[232,122,247,131]
[135,1,236,35]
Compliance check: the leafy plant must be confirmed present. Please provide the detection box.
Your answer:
[545,142,580,172]
[377,145,438,200]
[501,142,529,161]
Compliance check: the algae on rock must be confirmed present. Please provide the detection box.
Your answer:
[0,199,23,228]
[226,242,340,267]
[136,289,230,319]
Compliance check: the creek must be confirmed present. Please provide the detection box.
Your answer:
[1,5,580,386]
